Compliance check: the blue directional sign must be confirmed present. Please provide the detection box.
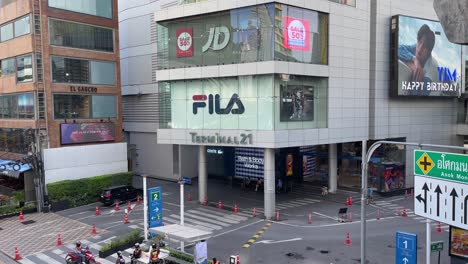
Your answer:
[396,231,417,264]
[148,186,163,228]
[183,176,191,185]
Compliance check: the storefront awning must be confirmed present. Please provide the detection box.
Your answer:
[0,159,32,179]
[149,224,212,243]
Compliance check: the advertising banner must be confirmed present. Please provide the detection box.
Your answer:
[450,226,468,259]
[280,85,314,122]
[176,28,193,58]
[283,16,310,51]
[235,147,264,179]
[147,187,163,228]
[60,123,115,145]
[391,15,462,97]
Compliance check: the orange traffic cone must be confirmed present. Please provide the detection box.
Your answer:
[95,206,100,216]
[203,198,208,206]
[377,209,380,220]
[402,209,408,217]
[276,210,280,221]
[349,196,353,205]
[56,234,63,246]
[19,210,24,222]
[124,213,129,224]
[252,208,256,217]
[218,200,222,209]
[127,201,132,211]
[345,232,351,246]
[308,213,312,224]
[234,202,238,214]
[188,193,192,201]
[114,200,120,211]
[136,195,141,205]
[437,222,442,233]
[91,224,97,235]
[346,197,350,206]
[14,247,22,260]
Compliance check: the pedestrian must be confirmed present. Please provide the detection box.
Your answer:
[255,178,263,192]
[321,185,328,196]
[212,257,220,264]
[276,178,283,193]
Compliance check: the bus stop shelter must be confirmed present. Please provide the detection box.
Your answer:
[149,224,212,244]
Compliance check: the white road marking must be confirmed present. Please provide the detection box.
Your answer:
[255,238,303,244]
[185,211,238,225]
[313,212,339,221]
[196,207,248,221]
[168,214,221,230]
[36,253,62,264]
[18,258,36,264]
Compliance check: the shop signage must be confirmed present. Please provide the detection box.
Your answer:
[414,150,468,183]
[176,28,193,58]
[190,132,253,145]
[283,16,310,51]
[192,94,245,115]
[202,26,230,52]
[237,155,264,169]
[70,86,97,93]
[207,148,223,154]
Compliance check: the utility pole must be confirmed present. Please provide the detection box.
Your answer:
[25,129,45,213]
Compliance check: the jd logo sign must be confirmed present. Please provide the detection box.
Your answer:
[202,26,230,52]
[193,94,245,115]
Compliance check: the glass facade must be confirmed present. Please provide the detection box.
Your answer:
[16,55,33,82]
[48,0,113,19]
[53,94,117,119]
[49,19,114,52]
[0,15,30,42]
[0,93,34,119]
[1,58,15,76]
[0,128,31,154]
[159,74,327,130]
[51,56,116,85]
[156,3,328,69]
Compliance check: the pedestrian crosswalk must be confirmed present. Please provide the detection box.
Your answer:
[254,198,321,214]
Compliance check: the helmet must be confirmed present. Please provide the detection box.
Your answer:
[76,241,81,247]
[117,251,122,256]
[152,243,157,248]
[135,243,140,248]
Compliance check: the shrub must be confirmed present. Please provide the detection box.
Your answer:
[100,229,142,252]
[47,172,134,207]
[169,250,194,263]
[0,203,35,215]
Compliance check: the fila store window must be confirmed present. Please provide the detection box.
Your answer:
[156,3,328,69]
[159,74,327,130]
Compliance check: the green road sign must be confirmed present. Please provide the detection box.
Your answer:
[431,241,443,252]
[414,150,468,183]
[151,190,161,201]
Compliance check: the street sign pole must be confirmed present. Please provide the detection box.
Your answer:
[143,175,148,242]
[426,219,430,264]
[360,140,367,264]
[180,180,185,252]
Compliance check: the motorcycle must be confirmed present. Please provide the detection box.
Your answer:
[65,247,97,264]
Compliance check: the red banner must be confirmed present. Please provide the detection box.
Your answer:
[283,17,310,51]
[176,28,193,58]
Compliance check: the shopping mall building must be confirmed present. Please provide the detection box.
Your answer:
[119,0,467,218]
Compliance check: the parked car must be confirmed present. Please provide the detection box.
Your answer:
[100,185,142,206]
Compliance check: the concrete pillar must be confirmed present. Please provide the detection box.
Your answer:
[198,145,207,204]
[328,143,338,193]
[264,148,275,220]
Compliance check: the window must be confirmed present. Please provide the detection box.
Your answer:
[0,93,34,119]
[329,0,356,7]
[49,19,114,52]
[52,56,116,85]
[48,0,113,19]
[16,55,33,82]
[0,128,30,154]
[53,94,117,119]
[14,16,31,37]
[0,23,13,41]
[1,58,15,76]
[0,0,15,8]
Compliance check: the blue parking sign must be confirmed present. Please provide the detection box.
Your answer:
[395,231,417,264]
[148,187,163,228]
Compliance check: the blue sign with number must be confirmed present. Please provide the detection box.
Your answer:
[183,176,192,185]
[395,231,417,264]
[148,187,163,228]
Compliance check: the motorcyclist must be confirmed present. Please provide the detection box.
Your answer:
[149,243,160,263]
[130,243,142,263]
[115,251,125,264]
[75,241,85,264]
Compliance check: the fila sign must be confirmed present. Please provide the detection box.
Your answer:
[192,94,245,115]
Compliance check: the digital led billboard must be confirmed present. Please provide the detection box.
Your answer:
[390,15,462,97]
[60,123,115,145]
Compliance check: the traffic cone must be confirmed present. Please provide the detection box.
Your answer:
[397,208,401,216]
[203,198,207,206]
[436,222,442,233]
[14,247,22,260]
[114,200,120,211]
[218,200,222,209]
[345,197,349,206]
[188,193,192,201]
[349,196,353,205]
[127,201,132,211]
[124,213,129,224]
[276,210,280,221]
[345,232,351,246]
[402,209,408,217]
[95,206,100,216]
[234,202,238,214]
[308,213,312,224]
[136,195,141,205]
[377,209,380,220]
[19,210,24,221]
[91,224,97,235]
[252,208,256,217]
[349,212,353,222]
[56,234,63,246]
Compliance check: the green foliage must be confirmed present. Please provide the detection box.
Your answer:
[169,250,194,263]
[0,203,35,215]
[13,190,25,202]
[47,172,134,207]
[100,229,142,252]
